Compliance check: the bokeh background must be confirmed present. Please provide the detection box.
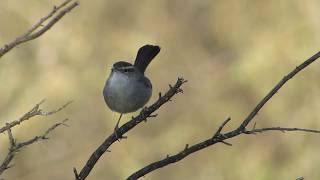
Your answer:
[1,0,320,179]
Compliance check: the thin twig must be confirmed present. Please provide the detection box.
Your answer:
[0,119,68,175]
[74,77,187,180]
[238,51,320,131]
[0,0,79,58]
[127,51,320,179]
[244,127,320,134]
[22,0,74,37]
[0,129,15,174]
[0,100,72,134]
[213,117,231,138]
[14,119,69,149]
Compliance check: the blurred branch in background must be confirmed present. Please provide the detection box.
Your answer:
[0,0,78,178]
[0,0,79,59]
[127,51,320,180]
[0,101,72,176]
[0,100,72,134]
[74,78,187,180]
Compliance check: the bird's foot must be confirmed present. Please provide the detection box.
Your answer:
[114,115,127,141]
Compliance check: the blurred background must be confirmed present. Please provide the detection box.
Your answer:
[1,0,320,179]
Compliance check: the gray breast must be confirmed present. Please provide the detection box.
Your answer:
[103,71,152,113]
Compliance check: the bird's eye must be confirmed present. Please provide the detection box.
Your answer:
[123,68,134,73]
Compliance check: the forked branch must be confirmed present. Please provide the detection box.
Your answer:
[0,101,71,176]
[74,78,187,180]
[0,0,79,59]
[127,51,320,179]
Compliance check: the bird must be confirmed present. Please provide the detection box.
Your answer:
[103,44,160,135]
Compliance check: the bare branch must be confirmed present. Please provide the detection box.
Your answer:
[127,124,320,180]
[42,101,73,116]
[0,0,79,59]
[0,129,15,174]
[213,117,231,138]
[0,119,68,175]
[238,51,320,130]
[244,126,320,134]
[75,77,187,180]
[0,0,76,177]
[127,51,320,179]
[22,0,74,37]
[0,100,72,134]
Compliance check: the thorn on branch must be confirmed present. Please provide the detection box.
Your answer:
[73,167,80,179]
[252,122,257,130]
[177,88,184,93]
[220,141,232,146]
[6,164,14,170]
[184,144,189,151]
[213,117,231,138]
[115,133,127,141]
[148,114,158,118]
[249,122,257,135]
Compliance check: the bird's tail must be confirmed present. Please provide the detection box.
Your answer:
[134,45,160,74]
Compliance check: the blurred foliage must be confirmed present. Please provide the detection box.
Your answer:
[1,0,320,179]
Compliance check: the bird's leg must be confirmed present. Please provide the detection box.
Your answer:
[114,114,122,140]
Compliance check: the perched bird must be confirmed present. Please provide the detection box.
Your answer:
[103,44,160,132]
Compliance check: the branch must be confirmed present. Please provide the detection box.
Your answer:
[127,51,320,179]
[238,51,320,130]
[0,100,72,134]
[0,100,71,176]
[74,77,187,180]
[0,119,69,175]
[213,117,231,138]
[127,124,320,180]
[244,126,320,134]
[0,0,79,59]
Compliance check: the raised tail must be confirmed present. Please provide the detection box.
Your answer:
[134,44,160,74]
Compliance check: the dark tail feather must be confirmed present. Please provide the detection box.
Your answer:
[134,45,160,74]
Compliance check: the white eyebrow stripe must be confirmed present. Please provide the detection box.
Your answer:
[119,66,134,70]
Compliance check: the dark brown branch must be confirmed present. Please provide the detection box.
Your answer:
[0,100,72,134]
[238,51,320,130]
[0,119,68,175]
[127,51,320,179]
[244,126,320,134]
[127,124,320,180]
[213,117,231,138]
[0,0,79,59]
[74,77,187,180]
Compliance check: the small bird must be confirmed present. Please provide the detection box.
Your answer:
[103,44,160,133]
